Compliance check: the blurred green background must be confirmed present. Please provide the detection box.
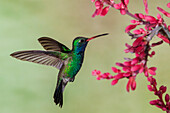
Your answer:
[0,0,170,113]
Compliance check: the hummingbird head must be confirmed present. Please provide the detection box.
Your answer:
[72,33,109,54]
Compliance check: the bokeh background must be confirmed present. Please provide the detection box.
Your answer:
[0,0,170,113]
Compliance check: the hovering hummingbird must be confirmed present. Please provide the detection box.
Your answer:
[10,33,108,108]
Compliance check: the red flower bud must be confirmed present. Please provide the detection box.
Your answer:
[138,13,144,19]
[143,0,148,14]
[96,76,101,80]
[157,33,170,43]
[165,94,170,102]
[147,85,154,91]
[144,15,157,23]
[133,29,142,34]
[123,61,131,66]
[125,24,137,33]
[113,73,124,79]
[116,62,124,67]
[162,107,167,111]
[123,72,131,77]
[131,80,136,90]
[139,66,144,73]
[150,100,158,105]
[157,13,162,20]
[159,85,167,94]
[112,67,120,73]
[92,70,97,76]
[134,13,144,19]
[120,9,126,15]
[151,41,163,47]
[126,79,130,92]
[113,4,121,9]
[132,37,143,47]
[111,79,118,85]
[149,51,155,57]
[95,1,103,9]
[167,3,170,8]
[131,57,139,65]
[124,0,129,6]
[157,7,170,17]
[148,67,157,75]
[130,20,137,24]
[131,65,141,71]
[101,6,109,16]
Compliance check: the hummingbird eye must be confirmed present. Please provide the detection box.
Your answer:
[79,39,85,43]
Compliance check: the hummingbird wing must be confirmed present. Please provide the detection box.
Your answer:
[10,50,69,69]
[38,37,71,52]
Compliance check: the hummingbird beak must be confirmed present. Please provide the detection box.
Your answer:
[86,33,109,42]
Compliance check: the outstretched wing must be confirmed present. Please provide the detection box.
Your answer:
[10,50,69,69]
[38,37,71,52]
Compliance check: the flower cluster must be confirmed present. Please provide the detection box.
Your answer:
[111,36,157,92]
[92,70,114,80]
[91,0,130,17]
[148,76,170,112]
[91,0,170,112]
[91,0,112,17]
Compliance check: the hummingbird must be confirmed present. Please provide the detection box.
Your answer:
[10,33,108,108]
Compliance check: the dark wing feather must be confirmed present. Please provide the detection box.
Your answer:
[38,37,71,52]
[10,50,68,69]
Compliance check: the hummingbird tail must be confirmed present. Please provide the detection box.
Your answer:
[53,79,66,108]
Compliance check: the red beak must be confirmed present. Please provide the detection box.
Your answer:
[86,33,109,42]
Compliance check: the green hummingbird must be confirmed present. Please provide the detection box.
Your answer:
[10,33,108,108]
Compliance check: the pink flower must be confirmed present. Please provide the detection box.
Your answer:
[95,1,103,9]
[102,72,112,79]
[131,65,141,71]
[125,24,137,33]
[147,76,157,86]
[133,29,142,34]
[113,2,127,15]
[121,0,129,7]
[134,13,145,19]
[159,85,167,94]
[90,1,170,112]
[131,57,139,65]
[147,85,154,91]
[143,0,148,14]
[92,70,103,80]
[150,100,158,105]
[144,15,157,23]
[157,7,170,17]
[126,76,136,92]
[157,33,170,44]
[151,41,163,47]
[132,37,143,47]
[112,67,121,73]
[124,0,129,6]
[92,69,101,76]
[147,75,170,111]
[167,3,170,8]
[165,94,170,102]
[113,73,124,79]
[100,6,110,16]
[148,67,157,75]
[92,0,112,17]
[111,79,118,85]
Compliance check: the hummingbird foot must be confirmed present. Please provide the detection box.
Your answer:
[69,77,75,82]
